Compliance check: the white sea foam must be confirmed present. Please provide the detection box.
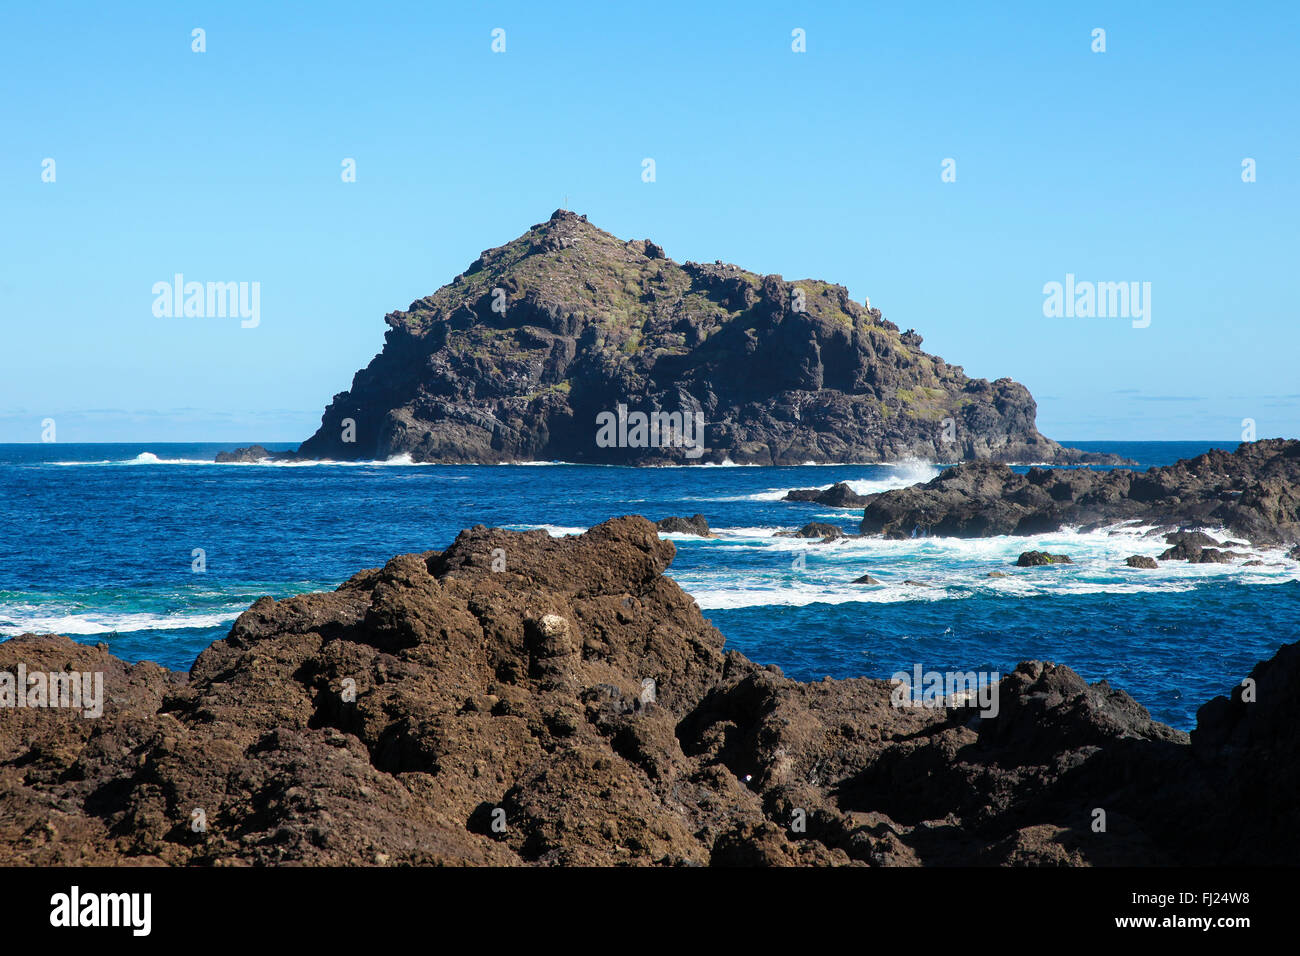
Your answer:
[683,581,961,610]
[48,453,474,468]
[705,489,800,502]
[665,521,1300,609]
[0,610,241,637]
[509,524,590,537]
[702,458,946,503]
[710,526,788,539]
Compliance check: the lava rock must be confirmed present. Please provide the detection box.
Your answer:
[214,444,286,463]
[655,514,716,537]
[1193,548,1244,564]
[1016,551,1073,567]
[1159,541,1203,561]
[783,482,870,507]
[775,522,845,540]
[1164,530,1221,548]
[858,440,1300,549]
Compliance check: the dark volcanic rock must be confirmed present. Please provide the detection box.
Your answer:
[852,573,880,585]
[859,439,1300,548]
[1188,642,1300,862]
[1124,555,1159,569]
[1158,542,1245,563]
[655,514,715,537]
[214,444,294,463]
[1016,551,1072,567]
[1164,530,1221,549]
[783,482,871,507]
[1158,542,1200,561]
[283,210,1120,467]
[775,522,845,540]
[2,516,1296,866]
[1194,548,1245,564]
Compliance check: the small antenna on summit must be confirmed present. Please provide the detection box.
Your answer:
[563,194,568,210]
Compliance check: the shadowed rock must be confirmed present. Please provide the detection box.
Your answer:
[655,515,715,537]
[1165,530,1221,549]
[784,482,871,507]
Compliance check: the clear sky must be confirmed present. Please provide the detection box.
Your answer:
[2,1,1297,443]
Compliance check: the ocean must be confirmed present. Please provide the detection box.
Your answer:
[2,439,1295,730]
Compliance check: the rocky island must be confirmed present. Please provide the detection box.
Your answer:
[1,517,1294,866]
[222,211,1125,466]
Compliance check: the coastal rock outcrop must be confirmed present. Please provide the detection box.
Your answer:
[654,515,716,537]
[1,517,1296,866]
[264,211,1121,466]
[783,482,871,507]
[775,522,847,540]
[213,444,294,463]
[857,439,1300,548]
[1016,551,1072,567]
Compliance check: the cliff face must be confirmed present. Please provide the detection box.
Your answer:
[1,517,1295,866]
[294,211,1111,465]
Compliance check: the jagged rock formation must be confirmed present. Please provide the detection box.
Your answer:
[1016,551,1072,567]
[282,211,1119,465]
[783,481,872,507]
[214,444,294,463]
[777,522,842,539]
[1,517,1295,866]
[857,439,1300,547]
[654,515,715,537]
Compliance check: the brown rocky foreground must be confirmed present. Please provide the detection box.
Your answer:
[1,517,1295,866]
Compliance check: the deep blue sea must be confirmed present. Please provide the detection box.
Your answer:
[3,440,1296,730]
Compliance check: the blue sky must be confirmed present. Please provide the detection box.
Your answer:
[2,1,1297,443]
